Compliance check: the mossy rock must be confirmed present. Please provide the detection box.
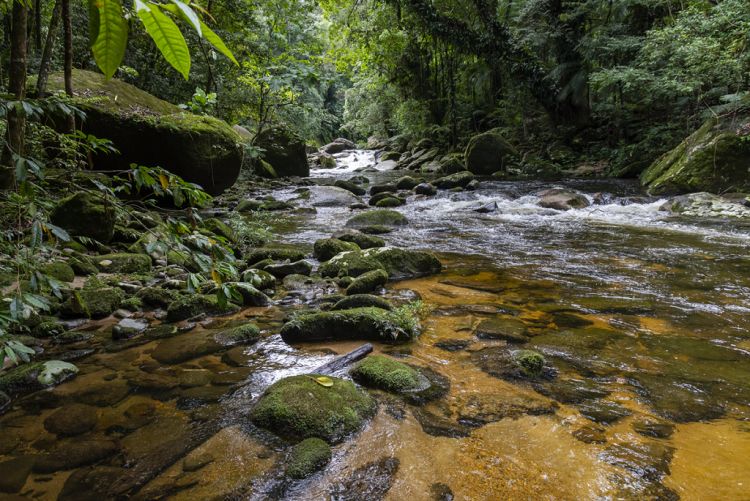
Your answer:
[286,438,332,479]
[331,294,393,311]
[375,196,405,208]
[61,287,124,318]
[641,114,750,194]
[95,253,152,273]
[395,176,419,190]
[313,238,360,262]
[69,256,98,276]
[318,251,385,278]
[346,269,389,295]
[234,282,270,306]
[241,269,276,290]
[434,171,475,189]
[50,191,116,243]
[351,355,421,393]
[41,261,75,282]
[32,320,67,338]
[246,248,307,266]
[345,210,408,229]
[334,230,385,249]
[362,247,442,279]
[333,179,366,196]
[136,286,179,308]
[439,153,465,175]
[166,294,237,322]
[47,70,242,195]
[471,347,555,381]
[279,307,417,344]
[464,130,517,175]
[254,125,310,178]
[213,323,261,346]
[250,375,376,443]
[0,360,78,396]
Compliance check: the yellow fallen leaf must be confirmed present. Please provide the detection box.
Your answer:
[308,375,334,387]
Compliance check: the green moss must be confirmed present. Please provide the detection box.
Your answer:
[234,283,270,306]
[166,294,236,322]
[120,297,143,312]
[32,320,66,338]
[0,360,78,395]
[214,323,261,346]
[50,192,116,243]
[95,253,152,273]
[331,294,393,311]
[136,286,179,308]
[203,218,236,243]
[375,197,405,208]
[313,238,360,262]
[241,269,276,290]
[41,261,75,282]
[250,375,376,443]
[346,269,389,295]
[61,287,124,319]
[335,231,385,249]
[434,171,475,189]
[286,438,332,479]
[279,307,418,344]
[318,251,384,279]
[514,350,546,378]
[351,355,421,393]
[246,248,307,266]
[69,256,98,276]
[345,210,408,229]
[362,247,442,279]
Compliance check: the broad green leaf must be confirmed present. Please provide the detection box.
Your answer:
[136,1,191,79]
[91,0,129,79]
[200,20,239,66]
[169,0,201,37]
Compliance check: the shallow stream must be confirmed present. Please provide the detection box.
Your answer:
[2,150,749,500]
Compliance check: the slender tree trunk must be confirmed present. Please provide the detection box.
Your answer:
[62,0,73,96]
[33,0,42,54]
[1,2,29,189]
[36,0,62,96]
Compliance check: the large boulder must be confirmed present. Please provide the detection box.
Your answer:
[48,70,242,195]
[537,188,590,210]
[250,375,376,443]
[641,113,750,195]
[279,307,419,344]
[50,192,116,243]
[322,138,356,154]
[464,130,517,175]
[254,125,310,177]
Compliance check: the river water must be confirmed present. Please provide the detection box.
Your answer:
[1,150,749,500]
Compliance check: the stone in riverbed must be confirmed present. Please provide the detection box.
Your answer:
[322,137,356,154]
[474,317,529,343]
[329,457,399,500]
[61,287,125,319]
[345,209,408,229]
[351,355,421,393]
[33,439,119,473]
[319,251,385,278]
[50,191,116,243]
[213,323,261,346]
[285,438,332,479]
[333,230,385,249]
[313,238,360,262]
[0,456,35,493]
[471,347,555,381]
[265,259,313,278]
[279,307,419,344]
[464,130,516,175]
[414,183,437,196]
[334,179,367,196]
[166,294,238,322]
[537,188,590,210]
[346,269,389,295]
[375,196,406,208]
[234,283,270,306]
[332,294,393,311]
[362,247,442,279]
[370,183,397,195]
[241,269,277,290]
[250,375,376,443]
[95,253,152,273]
[434,171,475,189]
[112,318,149,340]
[44,403,98,436]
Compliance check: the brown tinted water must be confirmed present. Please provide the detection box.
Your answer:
[2,154,750,500]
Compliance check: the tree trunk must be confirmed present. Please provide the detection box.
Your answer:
[36,0,62,96]
[33,0,42,54]
[1,2,29,189]
[62,0,73,96]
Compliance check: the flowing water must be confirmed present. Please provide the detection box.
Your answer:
[2,150,750,500]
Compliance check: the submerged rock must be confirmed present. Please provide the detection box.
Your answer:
[474,317,528,343]
[33,439,119,473]
[280,307,419,344]
[44,403,98,436]
[329,457,399,500]
[250,375,376,443]
[285,437,332,479]
[0,456,35,493]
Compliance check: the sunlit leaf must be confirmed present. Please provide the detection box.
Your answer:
[308,375,334,387]
[135,0,191,79]
[91,0,129,79]
[200,20,239,66]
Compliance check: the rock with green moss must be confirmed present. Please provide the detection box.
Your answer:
[213,323,261,346]
[280,307,418,344]
[41,261,75,282]
[641,113,750,195]
[61,287,125,318]
[69,256,98,276]
[375,196,405,208]
[465,130,517,175]
[345,210,408,229]
[47,70,242,194]
[318,251,385,278]
[166,294,237,322]
[50,192,116,243]
[332,294,393,311]
[265,260,313,278]
[471,347,555,381]
[0,360,78,396]
[334,230,385,249]
[203,218,236,242]
[346,269,388,295]
[254,125,310,178]
[32,320,67,338]
[313,238,360,262]
[395,176,419,190]
[120,296,143,312]
[333,179,366,196]
[235,283,271,306]
[439,153,465,175]
[136,286,179,308]
[250,375,376,443]
[246,248,307,266]
[286,438,332,478]
[434,171,475,189]
[241,269,276,290]
[95,253,152,273]
[362,247,442,279]
[351,355,421,393]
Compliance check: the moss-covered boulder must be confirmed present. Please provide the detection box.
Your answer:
[41,261,75,282]
[537,188,590,210]
[363,247,442,279]
[319,251,385,278]
[48,70,242,194]
[61,287,125,318]
[333,231,385,250]
[464,130,517,175]
[0,360,78,396]
[234,282,270,306]
[213,323,261,346]
[136,286,179,308]
[313,238,360,262]
[434,171,475,189]
[254,125,310,178]
[286,438,332,479]
[346,269,389,295]
[241,269,277,290]
[246,248,307,266]
[95,253,152,273]
[166,294,237,322]
[50,191,116,243]
[351,355,421,393]
[280,307,419,344]
[641,113,750,195]
[331,294,393,311]
[345,210,408,229]
[250,375,376,443]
